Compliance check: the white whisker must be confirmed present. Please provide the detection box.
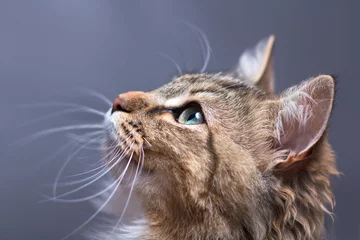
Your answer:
[139,147,145,175]
[58,150,135,240]
[33,142,74,173]
[67,132,106,150]
[142,137,152,148]
[52,145,120,188]
[17,102,106,118]
[59,133,120,179]
[74,87,113,107]
[17,102,88,108]
[52,134,107,198]
[182,21,213,73]
[106,149,143,239]
[22,107,103,125]
[50,143,134,200]
[67,131,104,142]
[48,147,136,203]
[10,124,103,148]
[60,162,109,179]
[157,52,183,75]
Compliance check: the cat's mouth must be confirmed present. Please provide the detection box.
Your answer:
[103,109,149,170]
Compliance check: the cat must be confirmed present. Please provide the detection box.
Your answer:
[95,35,338,240]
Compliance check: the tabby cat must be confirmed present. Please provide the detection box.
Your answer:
[98,35,338,240]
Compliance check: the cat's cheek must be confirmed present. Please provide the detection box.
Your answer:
[156,113,175,123]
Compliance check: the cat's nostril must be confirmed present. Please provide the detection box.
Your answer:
[111,96,130,114]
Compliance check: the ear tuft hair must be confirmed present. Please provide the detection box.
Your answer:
[236,35,275,93]
[275,75,335,167]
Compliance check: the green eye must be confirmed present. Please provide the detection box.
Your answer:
[178,107,204,125]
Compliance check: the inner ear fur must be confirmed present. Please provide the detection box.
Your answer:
[237,35,275,93]
[274,75,335,169]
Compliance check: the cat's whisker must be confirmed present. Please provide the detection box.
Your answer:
[52,144,122,188]
[43,150,135,203]
[139,147,145,176]
[42,176,118,203]
[52,134,109,198]
[182,21,213,73]
[51,148,119,188]
[198,29,212,73]
[17,102,106,117]
[33,141,74,173]
[58,150,135,240]
[67,131,103,141]
[59,133,123,180]
[77,135,133,174]
[10,124,104,148]
[106,148,142,240]
[74,87,113,107]
[60,162,109,180]
[50,143,134,200]
[156,52,183,75]
[67,133,106,150]
[142,137,152,148]
[17,102,91,109]
[19,108,105,127]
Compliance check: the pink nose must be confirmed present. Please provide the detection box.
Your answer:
[111,96,129,114]
[111,91,147,114]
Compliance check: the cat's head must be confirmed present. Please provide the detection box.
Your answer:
[103,36,338,239]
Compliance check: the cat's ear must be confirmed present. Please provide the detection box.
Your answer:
[236,35,275,93]
[274,75,335,169]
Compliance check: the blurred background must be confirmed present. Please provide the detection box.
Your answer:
[1,1,359,239]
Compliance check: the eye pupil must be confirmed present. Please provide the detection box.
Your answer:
[177,106,205,125]
[188,113,196,121]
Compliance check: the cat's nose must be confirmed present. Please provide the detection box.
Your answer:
[111,91,147,114]
[111,96,130,114]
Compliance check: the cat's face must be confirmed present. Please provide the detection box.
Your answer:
[102,35,337,238]
[104,73,272,208]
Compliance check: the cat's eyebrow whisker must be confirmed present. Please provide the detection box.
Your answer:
[182,21,213,73]
[58,150,135,240]
[198,28,212,73]
[50,143,134,200]
[10,124,104,148]
[106,148,142,240]
[156,52,183,75]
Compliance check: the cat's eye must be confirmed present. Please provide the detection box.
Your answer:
[177,106,204,125]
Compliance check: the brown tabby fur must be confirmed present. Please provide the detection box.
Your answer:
[101,36,338,240]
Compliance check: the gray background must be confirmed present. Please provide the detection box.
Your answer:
[0,1,359,239]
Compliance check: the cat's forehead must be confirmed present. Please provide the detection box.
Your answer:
[151,73,257,102]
